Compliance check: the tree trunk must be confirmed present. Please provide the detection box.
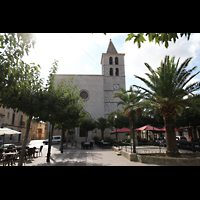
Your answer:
[18,115,32,166]
[60,128,65,153]
[101,129,104,140]
[46,124,54,162]
[163,115,179,156]
[193,126,198,142]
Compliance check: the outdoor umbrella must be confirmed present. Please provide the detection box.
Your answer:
[134,125,163,132]
[158,127,188,132]
[0,128,21,148]
[110,127,130,134]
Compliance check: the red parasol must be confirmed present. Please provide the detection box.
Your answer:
[159,127,188,132]
[110,127,130,134]
[134,125,163,132]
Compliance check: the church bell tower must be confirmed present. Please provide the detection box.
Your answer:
[101,39,126,118]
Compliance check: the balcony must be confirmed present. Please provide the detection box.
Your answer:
[20,121,25,127]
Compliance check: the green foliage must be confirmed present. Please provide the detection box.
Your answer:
[96,117,109,140]
[107,109,129,130]
[133,55,200,154]
[113,86,144,116]
[80,117,96,132]
[133,55,200,117]
[125,33,191,48]
[103,33,191,48]
[0,33,37,107]
[54,77,85,131]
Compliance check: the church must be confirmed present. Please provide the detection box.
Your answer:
[54,39,126,140]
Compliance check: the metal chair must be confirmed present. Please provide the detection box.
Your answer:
[27,148,34,160]
[90,142,94,149]
[81,142,85,149]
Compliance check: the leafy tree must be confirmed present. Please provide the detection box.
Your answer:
[107,109,129,140]
[1,60,44,166]
[133,55,200,156]
[0,33,48,165]
[96,117,109,140]
[103,33,191,48]
[107,109,129,129]
[54,78,85,153]
[80,117,96,142]
[34,61,61,162]
[0,33,36,106]
[175,101,200,141]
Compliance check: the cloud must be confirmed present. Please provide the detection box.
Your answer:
[123,33,200,89]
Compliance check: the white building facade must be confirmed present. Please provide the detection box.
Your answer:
[54,39,126,140]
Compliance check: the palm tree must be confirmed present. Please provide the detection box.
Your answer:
[133,55,200,156]
[113,87,143,153]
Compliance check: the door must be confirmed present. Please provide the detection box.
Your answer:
[80,127,88,137]
[38,134,41,140]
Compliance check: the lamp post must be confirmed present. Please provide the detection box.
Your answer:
[115,114,118,141]
[129,102,136,153]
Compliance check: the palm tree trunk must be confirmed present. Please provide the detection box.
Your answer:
[129,112,136,153]
[164,115,179,156]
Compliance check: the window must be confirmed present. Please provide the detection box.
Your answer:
[115,68,119,76]
[115,57,118,65]
[7,112,10,118]
[80,90,89,100]
[109,57,113,65]
[12,113,15,124]
[110,68,113,76]
[38,128,42,133]
[10,134,12,140]
[20,115,23,125]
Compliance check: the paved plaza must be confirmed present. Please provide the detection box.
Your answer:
[1,140,196,166]
[24,141,159,166]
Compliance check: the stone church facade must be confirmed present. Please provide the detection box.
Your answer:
[54,39,126,140]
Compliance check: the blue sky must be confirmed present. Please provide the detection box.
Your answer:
[23,33,200,92]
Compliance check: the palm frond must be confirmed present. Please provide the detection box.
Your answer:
[134,75,157,93]
[132,85,154,96]
[133,55,200,117]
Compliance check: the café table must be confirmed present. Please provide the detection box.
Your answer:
[2,152,18,166]
[102,142,110,149]
[83,142,90,149]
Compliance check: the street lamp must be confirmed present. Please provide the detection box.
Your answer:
[115,114,118,141]
[129,102,136,153]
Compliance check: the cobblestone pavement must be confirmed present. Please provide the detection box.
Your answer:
[24,144,159,166]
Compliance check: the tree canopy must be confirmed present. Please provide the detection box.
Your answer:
[103,33,191,48]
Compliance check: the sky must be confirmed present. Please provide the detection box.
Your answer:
[23,33,200,91]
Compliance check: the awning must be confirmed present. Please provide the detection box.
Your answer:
[0,128,21,135]
[110,127,130,135]
[158,127,188,132]
[134,125,163,132]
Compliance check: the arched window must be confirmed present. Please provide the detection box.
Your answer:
[109,57,113,65]
[115,68,119,76]
[110,68,113,76]
[115,57,118,65]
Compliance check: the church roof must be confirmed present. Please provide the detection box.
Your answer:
[106,39,118,54]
